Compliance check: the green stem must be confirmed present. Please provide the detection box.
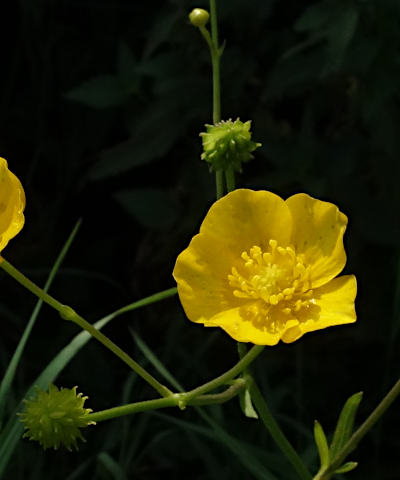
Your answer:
[314,378,400,480]
[105,287,177,321]
[0,258,173,398]
[215,170,224,199]
[209,0,221,125]
[89,378,247,423]
[237,342,312,480]
[192,378,246,405]
[200,0,224,198]
[183,344,264,403]
[237,342,248,360]
[64,310,173,398]
[89,396,177,423]
[225,167,236,193]
[210,0,223,197]
[250,381,313,480]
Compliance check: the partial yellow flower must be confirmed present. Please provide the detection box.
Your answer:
[173,189,357,345]
[0,157,25,254]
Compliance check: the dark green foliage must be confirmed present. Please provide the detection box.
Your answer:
[1,0,399,478]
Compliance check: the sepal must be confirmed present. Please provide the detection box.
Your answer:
[239,387,258,419]
[334,461,358,474]
[314,420,330,469]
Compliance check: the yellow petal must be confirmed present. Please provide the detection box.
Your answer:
[283,275,357,342]
[173,232,239,323]
[0,158,25,253]
[205,306,282,345]
[200,189,292,259]
[173,189,293,325]
[286,193,347,288]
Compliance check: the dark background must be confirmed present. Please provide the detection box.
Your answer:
[1,0,399,479]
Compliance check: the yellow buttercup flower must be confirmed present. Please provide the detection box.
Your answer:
[0,157,25,254]
[173,189,357,345]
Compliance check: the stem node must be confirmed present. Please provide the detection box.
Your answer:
[59,305,78,322]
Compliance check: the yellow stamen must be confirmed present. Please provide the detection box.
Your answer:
[228,240,314,333]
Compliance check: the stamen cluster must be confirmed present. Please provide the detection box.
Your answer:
[228,239,314,333]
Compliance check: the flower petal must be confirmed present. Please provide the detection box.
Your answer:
[282,275,357,343]
[205,306,282,345]
[286,193,348,288]
[200,189,293,258]
[0,158,25,253]
[173,232,239,323]
[173,189,293,325]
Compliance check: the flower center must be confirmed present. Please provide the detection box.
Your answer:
[228,239,314,317]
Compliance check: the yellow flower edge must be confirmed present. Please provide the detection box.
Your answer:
[0,157,26,255]
[173,189,357,345]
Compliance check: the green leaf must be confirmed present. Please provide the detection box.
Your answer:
[114,188,178,229]
[295,0,333,32]
[334,461,358,474]
[116,41,139,94]
[117,41,137,79]
[329,392,363,459]
[313,420,330,469]
[143,9,180,58]
[239,387,259,419]
[89,102,187,179]
[130,330,181,391]
[323,4,359,75]
[97,452,128,480]
[64,74,128,109]
[292,0,359,75]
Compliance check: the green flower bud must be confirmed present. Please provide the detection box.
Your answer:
[19,384,95,451]
[189,8,210,28]
[200,118,261,172]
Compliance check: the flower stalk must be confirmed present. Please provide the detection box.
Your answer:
[209,0,224,198]
[88,378,248,423]
[209,0,221,125]
[182,344,264,404]
[190,2,224,197]
[0,258,173,398]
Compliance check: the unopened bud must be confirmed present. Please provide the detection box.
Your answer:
[189,8,210,28]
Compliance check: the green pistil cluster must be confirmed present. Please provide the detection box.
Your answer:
[200,119,261,172]
[19,384,95,451]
